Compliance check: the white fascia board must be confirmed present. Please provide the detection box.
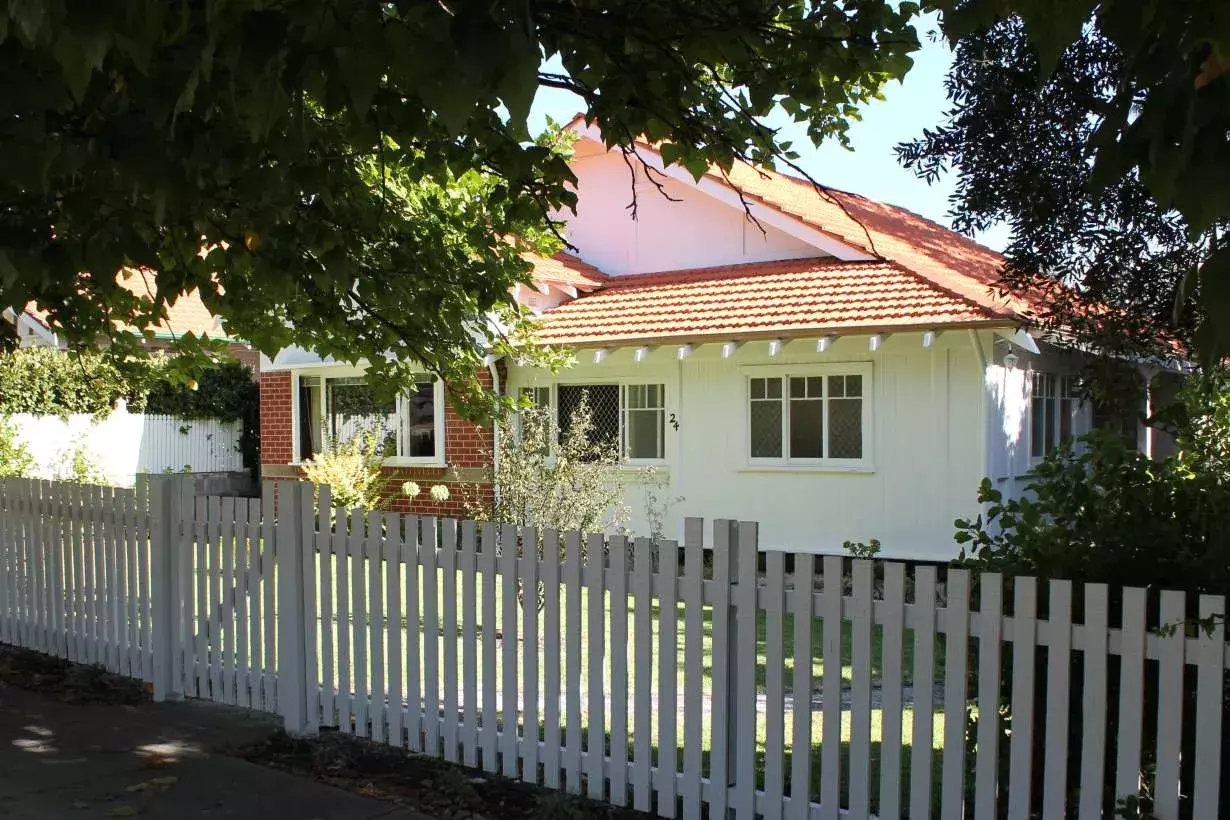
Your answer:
[994,327,1041,355]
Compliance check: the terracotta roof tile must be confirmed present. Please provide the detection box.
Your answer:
[526,251,608,291]
[715,162,1034,317]
[24,270,229,340]
[536,258,999,346]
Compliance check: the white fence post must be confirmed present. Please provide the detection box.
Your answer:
[149,475,185,702]
[276,481,316,736]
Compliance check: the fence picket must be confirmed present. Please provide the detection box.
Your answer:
[368,510,387,743]
[1,482,11,645]
[632,537,653,813]
[910,565,937,820]
[1007,577,1037,820]
[682,519,704,820]
[422,517,440,756]
[0,482,7,644]
[87,484,101,664]
[405,516,422,752]
[941,569,971,819]
[194,494,209,698]
[586,531,607,802]
[336,511,354,733]
[1153,590,1185,820]
[441,519,459,762]
[318,491,335,726]
[31,482,47,655]
[789,553,815,820]
[564,529,583,794]
[974,573,1004,820]
[609,535,629,807]
[501,523,520,778]
[352,510,372,738]
[220,496,237,705]
[658,534,680,820]
[522,526,540,784]
[235,497,251,710]
[1192,594,1225,820]
[819,554,842,820]
[386,513,404,749]
[543,529,562,790]
[480,522,498,772]
[733,523,758,820]
[710,522,735,820]
[461,520,479,765]
[1077,584,1109,820]
[105,486,121,668]
[879,563,906,820]
[260,482,276,712]
[763,551,786,820]
[1042,580,1072,820]
[120,485,133,676]
[848,560,874,820]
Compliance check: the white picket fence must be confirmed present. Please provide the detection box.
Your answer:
[8,411,245,485]
[0,476,1226,820]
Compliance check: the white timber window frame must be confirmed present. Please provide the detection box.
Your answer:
[1028,371,1083,464]
[742,362,874,471]
[291,368,447,467]
[523,380,670,465]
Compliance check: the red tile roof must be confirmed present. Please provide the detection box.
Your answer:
[24,269,230,340]
[715,162,1036,317]
[526,251,607,291]
[555,117,1044,342]
[535,258,1002,346]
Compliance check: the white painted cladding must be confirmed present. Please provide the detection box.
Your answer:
[508,331,987,562]
[8,410,244,486]
[561,152,823,276]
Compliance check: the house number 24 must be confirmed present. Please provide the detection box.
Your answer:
[669,413,679,431]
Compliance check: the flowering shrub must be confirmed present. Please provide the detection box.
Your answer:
[460,395,628,537]
[301,429,388,512]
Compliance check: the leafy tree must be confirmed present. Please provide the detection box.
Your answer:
[0,417,33,478]
[0,1,919,414]
[918,2,1230,362]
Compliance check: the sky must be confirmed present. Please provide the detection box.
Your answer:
[526,14,1011,252]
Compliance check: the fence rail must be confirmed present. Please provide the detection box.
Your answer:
[0,476,1225,820]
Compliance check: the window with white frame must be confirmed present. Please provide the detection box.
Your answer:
[747,367,870,465]
[555,383,666,461]
[1030,372,1080,460]
[295,373,443,464]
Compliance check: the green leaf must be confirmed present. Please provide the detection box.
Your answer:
[0,249,18,288]
[1196,245,1230,366]
[497,27,539,134]
[1018,0,1098,76]
[53,32,95,102]
[9,0,46,44]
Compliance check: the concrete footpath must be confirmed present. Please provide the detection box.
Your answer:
[0,684,429,820]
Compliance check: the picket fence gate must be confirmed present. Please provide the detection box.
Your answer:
[0,475,1226,820]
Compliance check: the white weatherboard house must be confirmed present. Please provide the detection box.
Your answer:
[261,119,1174,562]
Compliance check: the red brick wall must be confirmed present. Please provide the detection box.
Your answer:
[260,370,294,465]
[258,366,495,517]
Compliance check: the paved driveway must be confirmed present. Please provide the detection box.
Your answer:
[0,684,428,820]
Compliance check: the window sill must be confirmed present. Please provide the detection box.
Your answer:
[737,464,875,475]
[290,458,447,469]
[383,458,447,469]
